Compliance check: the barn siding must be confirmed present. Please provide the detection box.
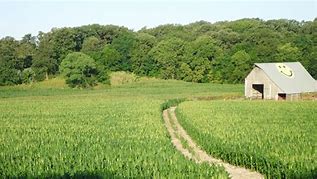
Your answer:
[245,67,282,100]
[286,93,301,101]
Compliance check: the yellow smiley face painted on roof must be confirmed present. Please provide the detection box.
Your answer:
[276,63,294,78]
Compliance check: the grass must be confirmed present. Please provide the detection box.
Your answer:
[0,76,240,178]
[0,76,243,99]
[177,100,317,178]
[109,71,138,86]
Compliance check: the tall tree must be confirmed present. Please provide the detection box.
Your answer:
[276,43,300,62]
[17,34,37,69]
[149,37,188,79]
[50,28,78,65]
[230,50,252,83]
[0,37,21,85]
[80,36,103,60]
[99,45,122,71]
[187,36,223,82]
[32,32,57,81]
[131,33,158,76]
[111,31,136,71]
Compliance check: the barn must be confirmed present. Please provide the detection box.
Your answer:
[245,62,317,100]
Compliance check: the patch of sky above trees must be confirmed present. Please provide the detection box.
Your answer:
[0,18,316,87]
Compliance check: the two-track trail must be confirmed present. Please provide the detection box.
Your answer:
[163,107,264,179]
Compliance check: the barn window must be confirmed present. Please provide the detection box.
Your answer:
[278,93,286,100]
[252,84,264,99]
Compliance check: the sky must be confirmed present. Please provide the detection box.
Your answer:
[0,0,316,39]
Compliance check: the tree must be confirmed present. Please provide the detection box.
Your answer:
[140,24,195,41]
[17,34,37,69]
[230,50,252,83]
[32,32,57,81]
[111,31,136,71]
[0,37,21,85]
[179,63,193,82]
[188,36,223,82]
[209,29,241,50]
[131,33,158,76]
[307,52,317,79]
[242,26,281,63]
[99,45,122,71]
[60,52,99,88]
[276,43,300,62]
[80,36,103,60]
[299,19,317,79]
[50,28,78,65]
[1,19,316,86]
[149,38,188,79]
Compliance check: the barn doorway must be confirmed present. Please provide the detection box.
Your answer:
[252,84,264,99]
[278,93,286,100]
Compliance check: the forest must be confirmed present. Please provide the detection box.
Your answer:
[0,18,316,87]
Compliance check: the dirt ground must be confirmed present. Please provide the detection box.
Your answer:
[163,107,264,179]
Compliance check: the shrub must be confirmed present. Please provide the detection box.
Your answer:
[22,68,35,84]
[60,52,99,88]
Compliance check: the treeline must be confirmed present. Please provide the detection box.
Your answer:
[0,18,316,86]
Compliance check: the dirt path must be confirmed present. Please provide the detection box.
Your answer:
[163,107,264,179]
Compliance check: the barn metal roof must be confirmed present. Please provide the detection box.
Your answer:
[254,62,317,93]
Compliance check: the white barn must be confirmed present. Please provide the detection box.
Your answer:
[245,62,317,100]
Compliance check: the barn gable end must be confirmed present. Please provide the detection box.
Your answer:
[245,67,282,100]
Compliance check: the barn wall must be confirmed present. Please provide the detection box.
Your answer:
[245,67,282,100]
[286,93,301,101]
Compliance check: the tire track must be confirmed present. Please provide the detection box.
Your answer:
[163,107,264,179]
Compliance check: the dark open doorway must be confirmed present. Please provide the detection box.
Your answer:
[252,84,264,99]
[278,93,286,100]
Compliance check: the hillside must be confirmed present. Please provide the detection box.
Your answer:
[1,18,316,88]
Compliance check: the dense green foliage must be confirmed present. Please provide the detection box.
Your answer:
[0,18,316,86]
[0,78,244,178]
[177,100,317,178]
[60,52,98,87]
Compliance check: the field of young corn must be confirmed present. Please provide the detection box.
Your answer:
[177,100,317,178]
[0,79,241,178]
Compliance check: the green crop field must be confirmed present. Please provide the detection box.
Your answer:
[0,78,242,178]
[177,100,317,178]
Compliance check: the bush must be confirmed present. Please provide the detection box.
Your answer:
[60,52,99,88]
[22,68,35,84]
